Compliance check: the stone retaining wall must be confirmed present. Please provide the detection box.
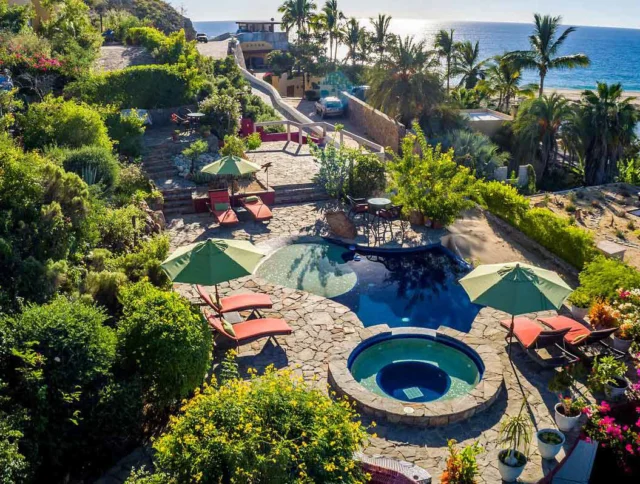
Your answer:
[341,92,406,152]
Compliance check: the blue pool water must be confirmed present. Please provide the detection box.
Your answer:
[349,334,483,403]
[255,242,482,332]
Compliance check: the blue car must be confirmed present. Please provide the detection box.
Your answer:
[0,70,13,91]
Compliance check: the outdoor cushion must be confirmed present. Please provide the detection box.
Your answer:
[538,316,591,344]
[196,285,273,314]
[500,317,543,349]
[244,195,259,202]
[214,208,239,226]
[214,202,230,211]
[221,318,236,337]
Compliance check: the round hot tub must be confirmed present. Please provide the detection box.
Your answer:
[328,327,504,426]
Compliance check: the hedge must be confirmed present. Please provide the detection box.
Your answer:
[65,65,202,109]
[476,181,597,269]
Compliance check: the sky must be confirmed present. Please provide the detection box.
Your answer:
[170,0,640,29]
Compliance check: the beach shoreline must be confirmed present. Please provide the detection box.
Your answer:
[548,87,640,105]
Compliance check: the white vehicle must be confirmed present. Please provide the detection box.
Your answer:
[196,33,209,43]
[314,97,344,118]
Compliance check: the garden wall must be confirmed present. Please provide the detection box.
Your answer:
[340,92,406,152]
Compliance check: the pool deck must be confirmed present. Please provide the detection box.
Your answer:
[170,218,589,483]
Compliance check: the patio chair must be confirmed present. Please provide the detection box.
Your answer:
[196,284,273,316]
[538,315,625,361]
[240,195,273,223]
[206,313,292,347]
[379,204,406,240]
[346,196,369,222]
[207,189,239,226]
[499,317,579,368]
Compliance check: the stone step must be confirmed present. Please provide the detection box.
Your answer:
[146,169,179,179]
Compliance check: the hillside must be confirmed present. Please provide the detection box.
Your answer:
[103,0,196,38]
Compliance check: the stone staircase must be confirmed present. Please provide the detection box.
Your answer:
[272,183,330,205]
[162,187,195,217]
[141,144,180,180]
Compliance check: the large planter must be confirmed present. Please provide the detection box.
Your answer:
[613,335,632,353]
[605,377,629,400]
[536,429,565,460]
[554,403,582,432]
[409,210,424,226]
[570,304,589,320]
[498,449,527,482]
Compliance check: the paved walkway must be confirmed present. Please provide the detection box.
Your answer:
[97,46,155,72]
[196,40,230,59]
[246,141,318,187]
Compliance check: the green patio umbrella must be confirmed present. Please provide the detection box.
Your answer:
[459,262,573,352]
[161,238,265,300]
[200,155,260,176]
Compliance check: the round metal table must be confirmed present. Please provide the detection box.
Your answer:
[187,112,206,132]
[367,198,392,242]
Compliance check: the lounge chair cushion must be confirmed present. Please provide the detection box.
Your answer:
[214,202,230,211]
[242,197,273,221]
[245,195,259,202]
[215,208,239,225]
[538,316,591,344]
[500,317,543,348]
[221,318,236,337]
[232,318,291,341]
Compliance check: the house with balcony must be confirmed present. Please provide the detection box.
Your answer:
[235,20,289,70]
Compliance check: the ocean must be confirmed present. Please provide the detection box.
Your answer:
[194,19,640,91]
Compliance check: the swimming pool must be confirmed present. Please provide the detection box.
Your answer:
[349,333,483,403]
[255,241,481,332]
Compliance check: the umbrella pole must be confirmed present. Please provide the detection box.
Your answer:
[508,314,514,356]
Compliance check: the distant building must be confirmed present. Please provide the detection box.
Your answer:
[7,0,50,28]
[234,20,289,69]
[460,108,513,137]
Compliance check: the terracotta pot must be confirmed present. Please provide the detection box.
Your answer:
[409,210,424,226]
[432,220,444,229]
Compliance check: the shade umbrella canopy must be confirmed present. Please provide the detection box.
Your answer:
[161,238,265,286]
[459,262,572,315]
[200,155,260,176]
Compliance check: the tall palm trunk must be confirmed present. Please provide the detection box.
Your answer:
[539,73,545,97]
[446,53,451,93]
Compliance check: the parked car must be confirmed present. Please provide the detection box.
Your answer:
[196,33,209,43]
[350,85,370,101]
[0,69,13,91]
[315,97,344,118]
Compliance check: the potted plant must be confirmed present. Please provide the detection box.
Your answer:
[440,439,483,484]
[588,355,629,400]
[172,129,180,142]
[588,301,619,329]
[199,125,212,138]
[613,323,635,353]
[554,395,586,432]
[568,290,591,320]
[497,402,532,482]
[536,428,565,460]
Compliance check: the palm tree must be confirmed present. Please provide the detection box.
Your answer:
[578,83,638,185]
[278,0,318,35]
[486,55,536,112]
[440,129,510,178]
[370,14,392,57]
[343,17,367,66]
[453,41,487,89]
[506,14,589,96]
[512,93,572,178]
[320,0,344,63]
[368,36,443,126]
[449,88,481,109]
[434,29,456,94]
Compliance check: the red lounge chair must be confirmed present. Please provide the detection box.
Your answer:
[207,314,292,346]
[538,315,624,360]
[207,189,238,226]
[240,196,273,222]
[196,285,272,315]
[500,317,578,368]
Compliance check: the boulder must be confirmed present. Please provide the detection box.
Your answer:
[325,210,357,240]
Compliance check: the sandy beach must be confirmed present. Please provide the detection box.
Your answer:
[549,87,640,106]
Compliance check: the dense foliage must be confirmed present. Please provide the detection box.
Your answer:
[199,93,242,139]
[571,256,640,304]
[143,362,369,483]
[61,145,120,189]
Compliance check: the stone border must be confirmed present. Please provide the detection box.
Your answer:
[328,325,504,427]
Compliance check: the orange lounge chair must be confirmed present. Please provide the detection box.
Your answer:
[240,196,273,222]
[499,317,578,368]
[207,189,238,226]
[207,314,292,346]
[196,285,273,315]
[538,315,624,360]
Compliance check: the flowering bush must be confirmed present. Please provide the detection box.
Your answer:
[615,288,640,325]
[150,363,370,483]
[440,439,483,484]
[558,395,587,417]
[588,300,620,329]
[583,401,640,472]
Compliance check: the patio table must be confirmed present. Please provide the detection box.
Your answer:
[187,112,206,133]
[367,198,392,242]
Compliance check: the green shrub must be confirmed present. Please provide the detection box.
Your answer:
[348,151,386,198]
[0,298,116,477]
[518,208,596,269]
[475,180,530,225]
[576,256,640,302]
[125,28,198,67]
[150,364,368,483]
[85,270,129,314]
[61,145,120,189]
[19,96,112,151]
[103,9,144,42]
[220,134,246,157]
[117,281,211,408]
[65,65,202,109]
[199,93,241,139]
[245,132,262,151]
[115,235,171,287]
[106,110,147,157]
[0,412,29,484]
[114,165,155,205]
[311,142,352,199]
[93,204,146,254]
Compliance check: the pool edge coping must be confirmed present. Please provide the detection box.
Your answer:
[328,325,504,427]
